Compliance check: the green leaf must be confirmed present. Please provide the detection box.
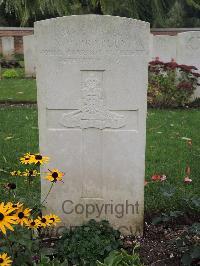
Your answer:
[40,247,56,256]
[104,252,123,265]
[169,211,183,218]
[189,223,200,235]
[191,197,200,208]
[84,226,90,232]
[181,253,193,266]
[152,216,163,225]
[160,185,176,197]
[191,246,200,259]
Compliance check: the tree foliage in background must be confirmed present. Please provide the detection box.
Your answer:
[0,0,200,27]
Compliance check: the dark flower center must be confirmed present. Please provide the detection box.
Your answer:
[35,155,42,160]
[0,213,4,221]
[31,222,35,226]
[18,212,24,219]
[41,218,46,223]
[50,218,55,222]
[52,172,58,178]
[0,258,3,263]
[29,170,33,175]
[8,183,16,190]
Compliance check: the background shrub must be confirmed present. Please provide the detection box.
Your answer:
[97,249,143,266]
[2,68,19,79]
[2,68,25,79]
[148,58,200,108]
[56,219,121,266]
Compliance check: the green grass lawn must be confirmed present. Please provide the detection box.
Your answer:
[145,109,200,215]
[0,107,39,207]
[0,78,37,102]
[0,107,199,215]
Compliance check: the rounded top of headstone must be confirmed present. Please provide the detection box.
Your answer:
[34,14,150,59]
[177,31,200,37]
[34,14,149,28]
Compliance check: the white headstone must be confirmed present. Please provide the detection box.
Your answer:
[2,37,14,58]
[35,15,149,235]
[177,31,200,98]
[149,33,154,61]
[151,35,177,62]
[23,35,36,77]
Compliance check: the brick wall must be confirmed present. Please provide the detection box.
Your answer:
[0,27,33,54]
[0,27,200,55]
[151,28,200,36]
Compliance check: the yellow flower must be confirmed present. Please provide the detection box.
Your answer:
[35,215,52,228]
[26,219,41,229]
[4,202,13,210]
[10,170,21,176]
[11,202,23,209]
[47,214,61,226]
[0,253,12,266]
[15,207,31,226]
[22,169,39,177]
[0,203,17,235]
[5,202,23,211]
[32,154,49,165]
[20,153,34,165]
[45,169,64,183]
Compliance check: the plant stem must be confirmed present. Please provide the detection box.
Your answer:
[31,183,54,215]
[41,183,54,205]
[4,234,14,258]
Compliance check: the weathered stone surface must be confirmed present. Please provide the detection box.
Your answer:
[149,34,154,61]
[35,15,149,235]
[177,31,200,98]
[2,37,14,58]
[151,35,177,62]
[23,35,36,77]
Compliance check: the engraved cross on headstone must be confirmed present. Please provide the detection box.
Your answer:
[59,71,127,199]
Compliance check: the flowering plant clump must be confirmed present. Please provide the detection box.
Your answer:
[148,58,200,107]
[20,153,50,165]
[0,153,63,265]
[0,253,12,266]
